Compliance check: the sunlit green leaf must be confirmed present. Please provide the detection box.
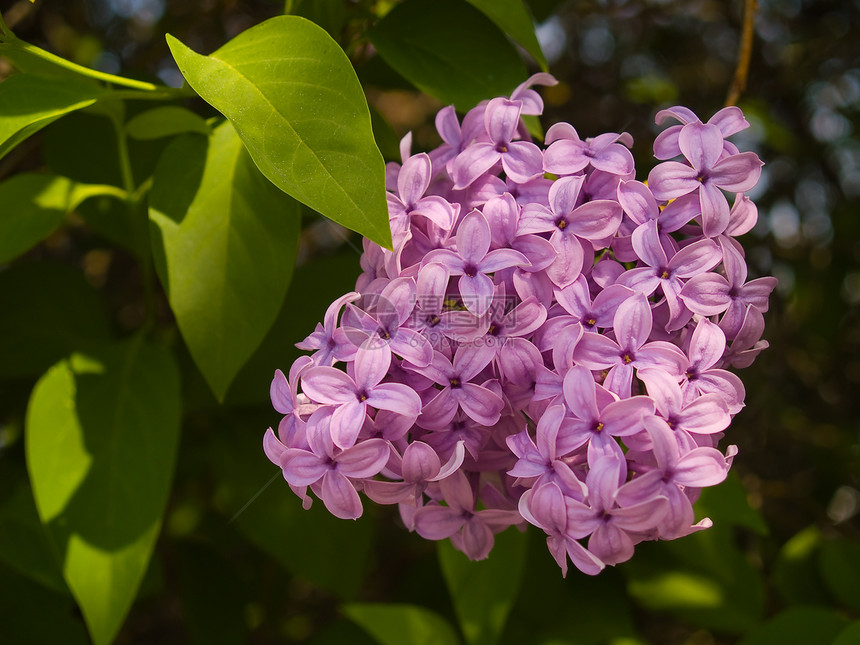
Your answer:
[0,173,125,263]
[0,73,105,159]
[464,0,547,70]
[367,0,527,110]
[166,16,391,248]
[26,338,181,645]
[149,121,300,401]
[0,262,111,379]
[438,528,527,645]
[125,106,210,140]
[343,603,462,645]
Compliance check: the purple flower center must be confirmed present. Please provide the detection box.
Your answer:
[621,352,635,364]
[463,264,478,278]
[593,420,605,433]
[449,377,462,389]
[377,327,391,340]
[496,144,509,153]
[659,267,671,280]
[426,314,441,327]
[556,218,568,230]
[356,390,369,402]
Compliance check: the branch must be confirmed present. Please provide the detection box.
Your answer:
[725,0,758,106]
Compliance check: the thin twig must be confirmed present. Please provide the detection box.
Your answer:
[228,470,282,524]
[726,0,758,106]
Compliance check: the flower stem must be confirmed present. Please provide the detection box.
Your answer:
[726,0,758,106]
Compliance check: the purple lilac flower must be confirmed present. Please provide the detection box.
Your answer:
[301,343,421,449]
[451,97,544,189]
[422,209,529,316]
[519,175,622,287]
[648,122,763,237]
[264,86,775,573]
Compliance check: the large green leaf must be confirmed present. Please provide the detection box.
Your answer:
[166,16,391,248]
[149,121,300,401]
[0,172,125,263]
[25,338,181,645]
[0,73,105,159]
[367,0,528,110]
[464,0,547,71]
[438,529,527,645]
[0,262,111,378]
[343,603,462,645]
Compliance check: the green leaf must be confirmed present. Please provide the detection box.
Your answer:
[149,121,300,401]
[819,538,860,612]
[0,73,105,159]
[0,484,67,594]
[0,566,88,645]
[695,471,769,535]
[369,104,403,163]
[833,621,860,645]
[438,528,527,645]
[166,16,391,248]
[224,248,362,408]
[0,261,111,379]
[125,106,211,140]
[464,0,547,70]
[624,525,765,633]
[503,536,637,645]
[773,526,832,606]
[736,607,848,645]
[367,0,528,110]
[285,0,350,41]
[343,603,462,645]
[209,416,373,599]
[26,338,181,645]
[0,172,125,263]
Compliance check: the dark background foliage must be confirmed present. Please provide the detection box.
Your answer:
[1,0,858,643]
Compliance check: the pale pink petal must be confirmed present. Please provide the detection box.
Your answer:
[321,470,363,520]
[679,122,723,171]
[397,153,432,206]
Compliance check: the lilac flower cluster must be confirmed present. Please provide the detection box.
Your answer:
[263,75,776,575]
